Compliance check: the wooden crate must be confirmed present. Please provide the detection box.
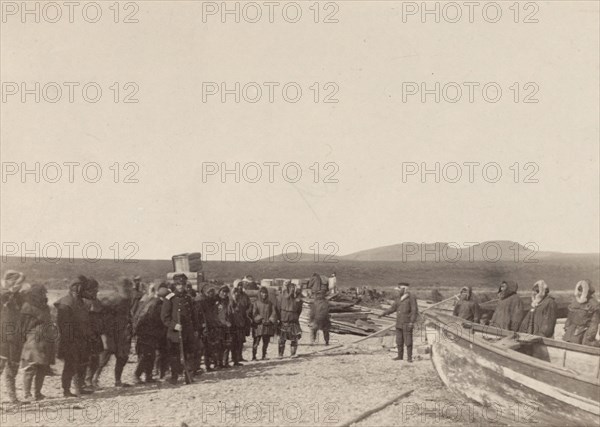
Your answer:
[172,252,202,272]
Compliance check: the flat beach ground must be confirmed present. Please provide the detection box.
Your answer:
[1,324,520,427]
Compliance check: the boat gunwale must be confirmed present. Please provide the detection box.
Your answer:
[423,309,600,386]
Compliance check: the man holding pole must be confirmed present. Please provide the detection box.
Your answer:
[161,274,198,385]
[379,283,418,363]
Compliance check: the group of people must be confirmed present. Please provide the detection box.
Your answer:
[0,270,334,404]
[451,279,600,346]
[4,267,598,405]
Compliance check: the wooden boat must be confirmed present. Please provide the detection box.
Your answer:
[423,309,600,426]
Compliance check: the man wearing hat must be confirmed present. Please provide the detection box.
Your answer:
[161,273,199,384]
[378,283,419,362]
[1,270,29,402]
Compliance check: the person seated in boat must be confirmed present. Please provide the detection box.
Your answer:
[564,280,600,346]
[518,280,557,338]
[490,280,525,332]
[582,309,600,347]
[378,282,418,362]
[452,286,480,323]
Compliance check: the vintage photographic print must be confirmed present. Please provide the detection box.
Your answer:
[1,1,599,426]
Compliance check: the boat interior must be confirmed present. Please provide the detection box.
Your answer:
[427,310,600,379]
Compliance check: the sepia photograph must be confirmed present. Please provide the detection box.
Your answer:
[1,1,599,426]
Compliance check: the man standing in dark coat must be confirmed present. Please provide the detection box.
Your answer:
[234,281,252,362]
[161,274,199,384]
[379,283,419,362]
[83,278,104,389]
[230,287,249,366]
[55,276,94,397]
[198,284,219,371]
[1,270,29,403]
[490,280,525,332]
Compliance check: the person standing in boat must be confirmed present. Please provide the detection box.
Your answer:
[378,282,419,363]
[564,280,600,346]
[490,280,524,332]
[518,280,557,338]
[452,286,481,323]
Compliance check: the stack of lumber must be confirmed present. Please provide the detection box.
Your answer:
[301,299,395,336]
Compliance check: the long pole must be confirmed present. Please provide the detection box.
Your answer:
[337,389,414,427]
[178,307,193,384]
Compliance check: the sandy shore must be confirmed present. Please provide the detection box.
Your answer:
[1,325,515,427]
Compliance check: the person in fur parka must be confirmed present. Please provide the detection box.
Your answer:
[518,280,557,338]
[564,280,600,345]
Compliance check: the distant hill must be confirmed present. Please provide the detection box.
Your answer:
[258,252,340,263]
[341,241,597,262]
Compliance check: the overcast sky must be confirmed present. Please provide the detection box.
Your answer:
[1,2,599,260]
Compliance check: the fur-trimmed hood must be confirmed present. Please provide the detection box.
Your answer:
[531,280,549,308]
[575,280,595,304]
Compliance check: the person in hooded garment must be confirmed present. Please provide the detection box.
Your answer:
[518,280,558,338]
[198,284,219,371]
[132,282,167,384]
[189,284,206,375]
[582,307,600,347]
[564,280,600,345]
[452,286,481,323]
[229,287,249,366]
[83,278,104,389]
[490,280,525,332]
[379,283,419,362]
[234,281,252,362]
[55,275,94,397]
[276,281,303,358]
[161,274,199,384]
[250,287,277,360]
[0,270,29,403]
[19,284,56,401]
[91,277,134,388]
[309,291,331,345]
[215,285,233,368]
[154,283,171,379]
